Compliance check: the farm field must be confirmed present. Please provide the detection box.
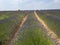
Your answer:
[37,10,60,38]
[0,11,25,45]
[38,10,60,18]
[46,10,60,18]
[14,12,55,45]
[0,10,60,45]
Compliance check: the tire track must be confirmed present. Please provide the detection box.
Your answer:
[4,15,28,45]
[34,11,60,45]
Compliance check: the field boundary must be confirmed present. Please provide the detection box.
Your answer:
[4,15,28,45]
[34,11,60,45]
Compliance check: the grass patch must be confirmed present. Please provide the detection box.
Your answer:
[46,12,60,18]
[15,27,55,45]
[0,15,9,20]
[0,12,25,45]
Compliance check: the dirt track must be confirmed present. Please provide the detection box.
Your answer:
[5,15,28,45]
[34,11,60,45]
[4,12,60,45]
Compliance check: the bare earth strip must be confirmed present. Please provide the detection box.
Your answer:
[4,15,28,45]
[34,11,60,45]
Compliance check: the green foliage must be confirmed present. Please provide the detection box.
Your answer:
[48,12,60,18]
[15,27,54,45]
[0,15,9,20]
[0,12,25,44]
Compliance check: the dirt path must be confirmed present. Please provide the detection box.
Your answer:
[4,15,28,45]
[34,11,60,45]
